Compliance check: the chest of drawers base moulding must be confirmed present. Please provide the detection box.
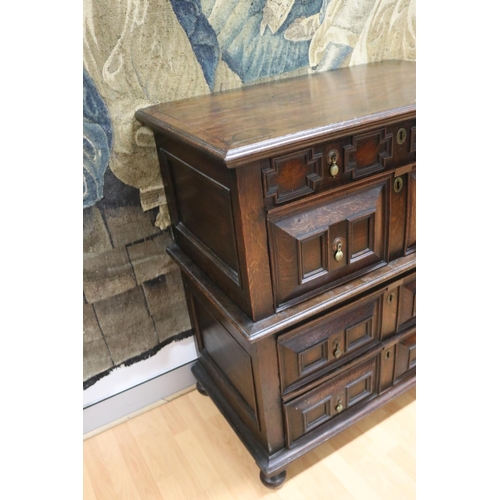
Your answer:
[135,60,416,488]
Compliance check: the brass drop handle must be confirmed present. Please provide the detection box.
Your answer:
[328,150,339,177]
[333,342,342,359]
[334,242,344,262]
[335,400,343,413]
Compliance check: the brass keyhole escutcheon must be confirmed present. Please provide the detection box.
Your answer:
[335,400,343,413]
[397,128,407,145]
[328,149,339,177]
[333,342,342,359]
[394,176,403,193]
[387,292,395,305]
[334,242,344,262]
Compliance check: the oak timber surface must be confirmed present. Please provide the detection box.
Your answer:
[169,244,416,342]
[135,61,416,165]
[83,387,416,500]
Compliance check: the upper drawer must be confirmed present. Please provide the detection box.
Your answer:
[381,273,416,340]
[262,119,416,209]
[268,176,389,311]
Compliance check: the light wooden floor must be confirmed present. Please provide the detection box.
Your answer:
[84,386,416,500]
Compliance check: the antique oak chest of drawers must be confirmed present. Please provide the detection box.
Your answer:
[136,60,416,488]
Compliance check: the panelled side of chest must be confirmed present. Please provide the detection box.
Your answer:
[181,275,286,456]
[153,134,274,322]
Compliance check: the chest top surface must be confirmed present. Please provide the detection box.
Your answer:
[135,60,416,167]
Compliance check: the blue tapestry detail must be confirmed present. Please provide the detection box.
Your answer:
[314,44,354,72]
[83,69,113,209]
[214,0,323,83]
[170,0,220,90]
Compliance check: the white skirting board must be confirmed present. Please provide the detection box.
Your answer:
[83,336,199,434]
[83,360,197,435]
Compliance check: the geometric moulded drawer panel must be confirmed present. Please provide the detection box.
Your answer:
[268,178,389,310]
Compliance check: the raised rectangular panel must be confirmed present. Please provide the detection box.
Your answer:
[194,298,259,428]
[303,397,332,433]
[406,170,416,253]
[346,372,374,406]
[349,212,376,262]
[298,230,329,284]
[397,276,416,332]
[164,149,240,283]
[346,318,374,352]
[394,332,416,383]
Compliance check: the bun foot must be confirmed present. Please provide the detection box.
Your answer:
[259,470,286,489]
[196,381,208,396]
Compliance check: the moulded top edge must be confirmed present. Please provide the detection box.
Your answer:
[135,61,416,167]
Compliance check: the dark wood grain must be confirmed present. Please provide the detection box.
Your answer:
[136,61,416,167]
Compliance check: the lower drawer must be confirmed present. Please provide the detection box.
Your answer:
[283,354,379,448]
[380,328,416,393]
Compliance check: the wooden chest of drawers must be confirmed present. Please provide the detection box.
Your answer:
[136,60,416,488]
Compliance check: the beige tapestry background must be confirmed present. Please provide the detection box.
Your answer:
[83,0,416,387]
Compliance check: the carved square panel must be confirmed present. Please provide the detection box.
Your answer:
[263,148,322,205]
[344,129,392,178]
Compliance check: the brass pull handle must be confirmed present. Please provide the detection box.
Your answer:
[334,242,344,262]
[335,400,343,413]
[333,342,342,359]
[328,150,339,177]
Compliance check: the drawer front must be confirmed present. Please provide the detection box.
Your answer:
[262,119,416,208]
[283,355,379,447]
[268,177,389,310]
[381,273,416,340]
[278,292,383,395]
[380,329,416,393]
[394,331,416,382]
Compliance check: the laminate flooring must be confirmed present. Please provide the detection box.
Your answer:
[84,386,416,500]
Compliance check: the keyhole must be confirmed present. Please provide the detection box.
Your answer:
[397,128,407,145]
[394,177,403,193]
[387,292,395,304]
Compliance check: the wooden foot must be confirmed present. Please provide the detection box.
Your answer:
[196,381,208,396]
[259,470,286,489]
